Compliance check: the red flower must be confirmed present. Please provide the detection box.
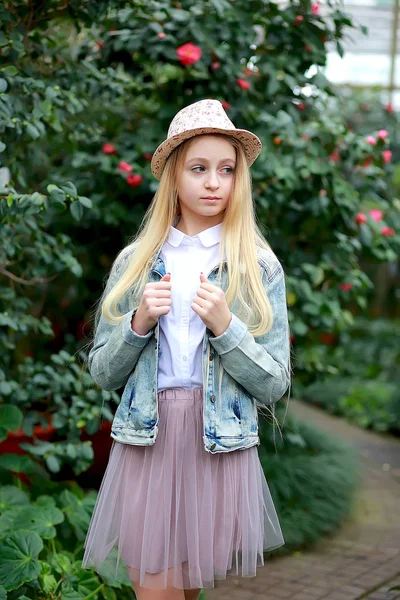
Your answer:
[119,161,133,173]
[221,101,231,110]
[237,78,250,90]
[297,102,306,111]
[377,129,389,140]
[273,137,282,145]
[329,150,340,162]
[381,226,395,236]
[176,42,202,66]
[127,174,143,188]
[143,153,153,161]
[385,102,394,114]
[157,32,166,39]
[305,44,312,52]
[355,212,367,225]
[290,334,296,344]
[292,15,304,26]
[362,158,373,167]
[339,283,352,291]
[369,209,383,222]
[311,2,320,14]
[96,41,104,49]
[211,61,220,70]
[320,332,336,345]
[102,143,116,154]
[382,150,392,164]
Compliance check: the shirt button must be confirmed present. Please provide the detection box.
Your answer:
[182,317,188,324]
[210,394,216,403]
[210,442,217,450]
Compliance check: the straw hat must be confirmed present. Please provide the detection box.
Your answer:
[150,99,262,180]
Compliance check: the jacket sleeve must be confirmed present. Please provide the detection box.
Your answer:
[209,263,290,406]
[88,255,155,391]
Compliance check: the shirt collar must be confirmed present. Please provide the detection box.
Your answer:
[167,222,222,248]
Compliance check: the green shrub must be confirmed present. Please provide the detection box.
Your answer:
[259,413,359,552]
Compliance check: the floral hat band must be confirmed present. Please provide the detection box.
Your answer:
[150,99,263,181]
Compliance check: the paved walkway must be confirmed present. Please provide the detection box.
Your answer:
[206,399,400,600]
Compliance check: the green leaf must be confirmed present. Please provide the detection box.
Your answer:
[60,181,78,197]
[0,404,23,431]
[2,65,18,76]
[78,196,92,208]
[0,531,43,591]
[0,79,7,93]
[70,201,83,221]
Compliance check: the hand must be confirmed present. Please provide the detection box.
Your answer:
[131,273,172,335]
[191,272,232,337]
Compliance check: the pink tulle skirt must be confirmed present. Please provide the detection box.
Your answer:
[81,387,284,590]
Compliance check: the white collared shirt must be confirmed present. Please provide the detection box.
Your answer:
[157,222,225,391]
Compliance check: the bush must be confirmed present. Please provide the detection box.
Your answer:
[259,412,359,552]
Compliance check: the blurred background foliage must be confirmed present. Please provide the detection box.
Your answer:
[0,0,399,598]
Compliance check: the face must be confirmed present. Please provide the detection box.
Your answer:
[176,135,236,229]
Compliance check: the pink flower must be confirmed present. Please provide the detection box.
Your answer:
[382,150,392,164]
[366,135,377,146]
[297,102,306,111]
[377,129,389,140]
[118,161,133,173]
[381,226,395,236]
[157,32,166,39]
[319,189,327,196]
[292,15,304,26]
[127,174,143,188]
[339,283,352,291]
[355,212,367,225]
[237,78,250,90]
[211,61,220,70]
[176,42,202,66]
[102,143,116,154]
[369,209,383,222]
[311,2,320,15]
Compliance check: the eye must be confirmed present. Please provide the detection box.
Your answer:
[191,166,205,172]
[222,167,234,174]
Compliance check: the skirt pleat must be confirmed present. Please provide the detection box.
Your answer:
[81,387,284,590]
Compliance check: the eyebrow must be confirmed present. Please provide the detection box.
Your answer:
[186,156,236,164]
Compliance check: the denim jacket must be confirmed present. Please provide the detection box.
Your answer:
[88,245,290,454]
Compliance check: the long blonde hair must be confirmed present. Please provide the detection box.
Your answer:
[99,134,274,337]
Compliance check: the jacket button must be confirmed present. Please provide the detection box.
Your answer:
[210,442,216,450]
[210,394,216,403]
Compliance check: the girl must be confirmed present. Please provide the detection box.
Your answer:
[82,99,291,599]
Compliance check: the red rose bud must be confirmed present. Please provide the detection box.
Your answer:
[143,153,153,161]
[96,41,104,49]
[329,150,340,162]
[102,143,116,154]
[381,226,395,236]
[273,137,282,145]
[176,42,202,66]
[311,2,320,14]
[119,161,133,173]
[378,129,389,139]
[211,61,220,70]
[297,102,306,111]
[366,135,377,145]
[237,78,250,90]
[369,209,383,222]
[157,32,166,39]
[385,102,394,114]
[221,101,231,110]
[127,174,143,187]
[355,212,367,224]
[362,159,373,167]
[292,15,304,26]
[382,150,392,163]
[339,283,352,291]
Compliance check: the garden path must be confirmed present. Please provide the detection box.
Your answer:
[206,399,400,600]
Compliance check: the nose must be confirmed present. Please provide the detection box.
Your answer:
[205,169,220,190]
